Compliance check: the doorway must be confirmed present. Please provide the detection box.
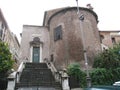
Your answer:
[32,47,40,63]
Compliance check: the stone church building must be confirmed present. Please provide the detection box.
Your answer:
[20,7,102,70]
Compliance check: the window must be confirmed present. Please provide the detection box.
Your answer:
[0,29,3,38]
[0,22,3,38]
[54,25,62,41]
[112,37,116,44]
[100,35,104,43]
[50,54,54,62]
[0,22,5,40]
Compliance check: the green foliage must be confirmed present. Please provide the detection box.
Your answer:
[90,68,120,85]
[67,63,80,76]
[111,68,120,82]
[90,68,112,85]
[91,43,120,85]
[93,43,120,69]
[0,41,14,75]
[67,63,86,87]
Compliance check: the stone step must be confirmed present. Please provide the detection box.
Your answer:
[20,77,54,83]
[15,82,61,90]
[16,82,61,87]
[25,62,48,69]
[21,68,52,76]
[20,68,54,82]
[17,87,61,90]
[15,63,62,90]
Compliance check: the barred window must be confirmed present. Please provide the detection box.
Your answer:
[54,25,62,41]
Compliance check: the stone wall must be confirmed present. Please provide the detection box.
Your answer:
[47,7,102,70]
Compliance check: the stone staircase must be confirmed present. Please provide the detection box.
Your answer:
[15,63,62,90]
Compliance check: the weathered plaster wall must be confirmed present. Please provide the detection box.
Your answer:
[20,25,50,62]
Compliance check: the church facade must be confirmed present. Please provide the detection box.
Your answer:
[20,7,102,70]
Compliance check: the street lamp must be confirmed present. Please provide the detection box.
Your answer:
[75,0,91,87]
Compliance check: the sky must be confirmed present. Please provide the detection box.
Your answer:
[0,0,120,42]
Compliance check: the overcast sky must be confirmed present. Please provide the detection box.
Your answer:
[0,0,120,42]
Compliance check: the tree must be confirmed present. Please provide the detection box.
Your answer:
[0,41,14,89]
[91,43,120,85]
[93,44,120,69]
[0,41,14,77]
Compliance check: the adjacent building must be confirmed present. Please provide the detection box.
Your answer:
[0,9,20,70]
[100,30,120,49]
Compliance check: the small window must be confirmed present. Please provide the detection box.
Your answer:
[100,35,104,43]
[112,37,116,44]
[0,29,3,38]
[0,22,3,38]
[54,25,62,41]
[50,54,54,62]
